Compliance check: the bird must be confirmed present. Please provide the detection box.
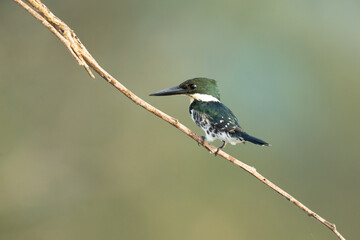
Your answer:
[150,77,270,154]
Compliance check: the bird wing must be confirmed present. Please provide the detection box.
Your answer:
[193,101,244,133]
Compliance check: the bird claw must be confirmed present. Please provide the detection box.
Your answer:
[214,147,221,156]
[198,136,206,146]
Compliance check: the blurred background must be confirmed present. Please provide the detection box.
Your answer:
[1,0,359,239]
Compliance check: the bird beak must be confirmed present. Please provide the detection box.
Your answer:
[149,85,187,96]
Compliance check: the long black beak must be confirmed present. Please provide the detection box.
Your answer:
[149,85,187,96]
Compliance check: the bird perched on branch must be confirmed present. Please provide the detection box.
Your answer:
[150,78,270,154]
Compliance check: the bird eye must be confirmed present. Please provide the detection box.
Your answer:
[189,84,197,90]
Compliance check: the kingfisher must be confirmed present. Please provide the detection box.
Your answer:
[150,78,270,154]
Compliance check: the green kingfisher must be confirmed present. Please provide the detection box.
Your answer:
[150,78,270,153]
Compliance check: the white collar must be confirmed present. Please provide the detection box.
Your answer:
[188,93,220,103]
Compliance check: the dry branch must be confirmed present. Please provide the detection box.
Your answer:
[12,0,345,239]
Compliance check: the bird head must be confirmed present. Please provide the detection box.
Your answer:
[150,78,220,102]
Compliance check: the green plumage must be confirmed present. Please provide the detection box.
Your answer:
[179,78,221,100]
[190,100,242,133]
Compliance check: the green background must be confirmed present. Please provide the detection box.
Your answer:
[1,0,359,239]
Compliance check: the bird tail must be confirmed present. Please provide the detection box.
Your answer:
[240,132,270,146]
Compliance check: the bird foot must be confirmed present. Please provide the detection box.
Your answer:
[198,136,206,146]
[214,148,221,156]
[214,141,227,157]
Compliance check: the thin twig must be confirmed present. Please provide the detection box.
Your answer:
[12,0,345,239]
